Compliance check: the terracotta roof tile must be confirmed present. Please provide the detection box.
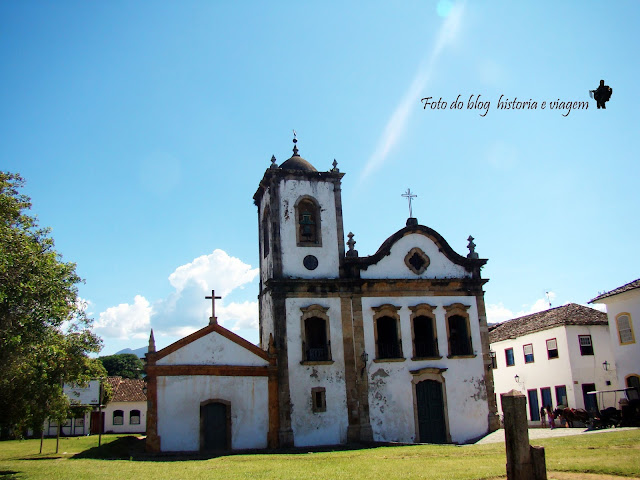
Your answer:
[489,303,607,343]
[589,278,640,303]
[105,377,147,402]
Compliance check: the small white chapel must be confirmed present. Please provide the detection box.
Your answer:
[145,137,499,452]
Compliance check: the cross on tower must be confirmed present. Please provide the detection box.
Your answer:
[401,188,417,218]
[205,290,222,325]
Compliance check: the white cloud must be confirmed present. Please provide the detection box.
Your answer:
[359,3,465,183]
[94,295,152,340]
[487,292,556,324]
[93,249,259,345]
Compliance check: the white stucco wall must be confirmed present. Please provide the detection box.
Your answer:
[362,295,489,444]
[595,289,640,388]
[156,375,269,451]
[156,330,269,367]
[103,401,147,434]
[285,297,349,446]
[361,234,471,280]
[260,292,274,349]
[279,179,340,279]
[491,324,618,419]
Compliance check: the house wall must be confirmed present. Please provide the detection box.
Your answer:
[43,412,91,437]
[103,401,147,434]
[278,179,340,279]
[362,295,489,444]
[285,296,348,447]
[597,289,640,388]
[156,375,269,451]
[491,324,618,421]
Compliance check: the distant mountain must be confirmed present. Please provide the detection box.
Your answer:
[115,346,148,359]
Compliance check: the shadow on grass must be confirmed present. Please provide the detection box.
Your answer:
[72,436,146,460]
[0,471,20,480]
[70,436,417,462]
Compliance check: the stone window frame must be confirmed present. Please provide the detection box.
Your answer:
[523,343,534,363]
[409,367,451,444]
[295,195,322,247]
[616,312,636,345]
[444,303,475,358]
[129,409,141,425]
[546,338,559,359]
[261,206,270,258]
[404,247,431,275]
[311,387,327,413]
[372,304,404,362]
[409,303,441,360]
[300,304,333,365]
[113,409,124,426]
[199,399,232,451]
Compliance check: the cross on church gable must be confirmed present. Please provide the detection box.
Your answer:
[401,188,417,218]
[205,290,222,325]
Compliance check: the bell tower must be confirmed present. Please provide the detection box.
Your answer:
[253,135,346,446]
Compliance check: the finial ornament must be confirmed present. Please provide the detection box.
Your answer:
[346,232,358,257]
[270,155,277,169]
[148,329,156,353]
[331,159,339,172]
[292,130,299,156]
[467,235,479,259]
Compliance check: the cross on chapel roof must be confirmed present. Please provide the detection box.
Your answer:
[205,290,222,325]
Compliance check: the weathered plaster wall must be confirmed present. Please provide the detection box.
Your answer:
[259,187,274,285]
[156,375,269,451]
[361,234,470,280]
[597,289,640,388]
[362,295,489,444]
[285,297,349,446]
[491,324,618,417]
[279,179,340,279]
[103,401,147,434]
[260,292,274,350]
[156,332,269,367]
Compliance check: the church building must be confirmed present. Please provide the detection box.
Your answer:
[145,138,499,452]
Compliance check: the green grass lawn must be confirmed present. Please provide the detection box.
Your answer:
[1,430,639,480]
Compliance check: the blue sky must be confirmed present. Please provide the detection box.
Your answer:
[2,1,638,355]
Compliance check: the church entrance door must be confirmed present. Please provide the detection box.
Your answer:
[416,380,446,444]
[200,401,229,451]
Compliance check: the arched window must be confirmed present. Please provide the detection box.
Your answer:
[113,410,124,426]
[300,304,332,363]
[295,196,321,246]
[130,410,141,425]
[410,304,439,359]
[616,313,635,345]
[304,317,329,361]
[373,304,403,360]
[444,304,473,357]
[627,375,640,400]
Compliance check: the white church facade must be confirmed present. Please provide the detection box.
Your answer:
[145,139,499,452]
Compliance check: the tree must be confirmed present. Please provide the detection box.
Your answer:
[98,354,144,379]
[0,172,105,438]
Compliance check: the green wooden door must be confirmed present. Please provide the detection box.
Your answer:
[201,402,228,451]
[416,380,447,444]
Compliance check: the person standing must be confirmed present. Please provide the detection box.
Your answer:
[540,406,547,428]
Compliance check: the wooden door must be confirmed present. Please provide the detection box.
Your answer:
[416,380,447,444]
[201,402,229,451]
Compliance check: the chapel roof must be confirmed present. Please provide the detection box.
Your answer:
[489,303,607,343]
[589,278,640,303]
[105,376,147,402]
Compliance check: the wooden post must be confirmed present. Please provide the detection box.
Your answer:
[501,389,547,480]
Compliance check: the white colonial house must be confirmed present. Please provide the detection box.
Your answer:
[489,303,618,424]
[101,377,147,434]
[145,138,499,452]
[589,278,640,393]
